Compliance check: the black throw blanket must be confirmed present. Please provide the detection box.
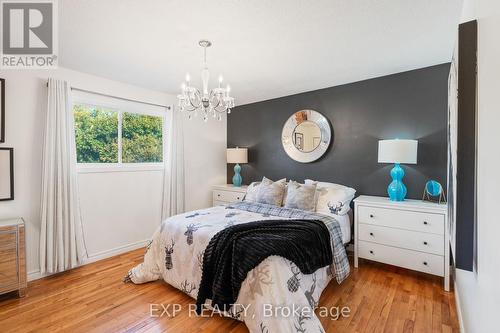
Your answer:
[195,219,333,313]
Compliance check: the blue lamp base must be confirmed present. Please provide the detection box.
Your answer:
[387,163,407,201]
[232,164,242,187]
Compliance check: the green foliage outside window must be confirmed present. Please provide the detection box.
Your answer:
[122,113,163,163]
[74,104,163,163]
[74,105,118,163]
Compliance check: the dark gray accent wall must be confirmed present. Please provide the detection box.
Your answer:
[227,64,450,200]
[455,21,477,272]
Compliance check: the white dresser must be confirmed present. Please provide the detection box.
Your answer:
[212,184,248,206]
[354,195,449,291]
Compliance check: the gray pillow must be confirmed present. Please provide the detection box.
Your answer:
[283,180,317,211]
[256,177,287,206]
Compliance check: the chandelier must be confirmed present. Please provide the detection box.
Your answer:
[177,40,235,121]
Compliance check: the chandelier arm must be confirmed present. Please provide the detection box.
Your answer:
[187,89,202,109]
[209,92,227,112]
[214,106,229,113]
[211,90,233,113]
[214,103,225,113]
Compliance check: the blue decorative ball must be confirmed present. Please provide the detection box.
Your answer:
[425,180,442,196]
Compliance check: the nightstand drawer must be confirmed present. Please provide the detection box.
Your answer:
[213,190,245,203]
[358,206,444,235]
[358,223,444,255]
[358,241,444,276]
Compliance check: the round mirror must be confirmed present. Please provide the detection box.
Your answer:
[293,121,322,153]
[282,110,331,163]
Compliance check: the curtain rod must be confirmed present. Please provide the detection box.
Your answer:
[45,82,171,110]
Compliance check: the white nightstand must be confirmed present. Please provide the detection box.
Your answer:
[354,195,449,291]
[212,184,248,206]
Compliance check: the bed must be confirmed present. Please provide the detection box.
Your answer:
[127,201,350,333]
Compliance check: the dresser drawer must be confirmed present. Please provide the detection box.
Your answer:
[0,228,17,250]
[358,241,444,276]
[358,223,444,255]
[0,245,18,290]
[358,205,444,235]
[213,190,245,203]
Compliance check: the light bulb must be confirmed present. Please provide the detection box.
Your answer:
[186,73,190,82]
[226,84,231,93]
[219,75,223,83]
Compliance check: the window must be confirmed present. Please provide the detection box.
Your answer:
[74,105,119,163]
[122,112,163,163]
[73,93,166,168]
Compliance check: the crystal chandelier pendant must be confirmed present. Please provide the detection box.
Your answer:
[177,40,235,122]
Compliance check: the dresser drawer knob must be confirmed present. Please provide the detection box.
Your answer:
[369,250,374,254]
[423,261,428,266]
[369,232,374,236]
[423,241,428,245]
[237,197,240,200]
[369,214,374,218]
[423,221,428,225]
[217,194,221,197]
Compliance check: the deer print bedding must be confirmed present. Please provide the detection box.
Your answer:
[126,201,350,333]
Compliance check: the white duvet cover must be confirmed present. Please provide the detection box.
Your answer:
[127,202,349,333]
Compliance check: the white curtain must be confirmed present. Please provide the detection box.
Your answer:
[40,78,86,274]
[161,106,185,220]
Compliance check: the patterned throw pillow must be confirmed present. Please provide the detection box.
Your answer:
[283,180,317,211]
[304,179,356,215]
[255,177,287,206]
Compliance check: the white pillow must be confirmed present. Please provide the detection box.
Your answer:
[305,179,356,215]
[244,181,261,202]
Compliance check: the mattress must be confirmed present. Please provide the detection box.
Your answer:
[329,210,352,244]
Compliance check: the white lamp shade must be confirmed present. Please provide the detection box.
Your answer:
[227,148,248,164]
[378,139,418,164]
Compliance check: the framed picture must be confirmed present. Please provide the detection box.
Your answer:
[313,136,321,148]
[0,148,14,201]
[294,132,304,150]
[0,78,4,142]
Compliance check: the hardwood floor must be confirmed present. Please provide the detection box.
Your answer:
[0,248,459,333]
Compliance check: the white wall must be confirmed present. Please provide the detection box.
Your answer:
[0,67,226,278]
[454,1,500,332]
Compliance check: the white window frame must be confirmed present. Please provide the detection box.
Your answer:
[72,94,170,173]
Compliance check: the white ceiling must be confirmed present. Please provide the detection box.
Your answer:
[59,0,463,105]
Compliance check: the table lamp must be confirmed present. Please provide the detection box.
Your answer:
[227,147,248,187]
[378,139,418,201]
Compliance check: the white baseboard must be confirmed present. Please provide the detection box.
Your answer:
[28,269,48,281]
[454,280,466,333]
[28,239,149,282]
[83,239,149,264]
